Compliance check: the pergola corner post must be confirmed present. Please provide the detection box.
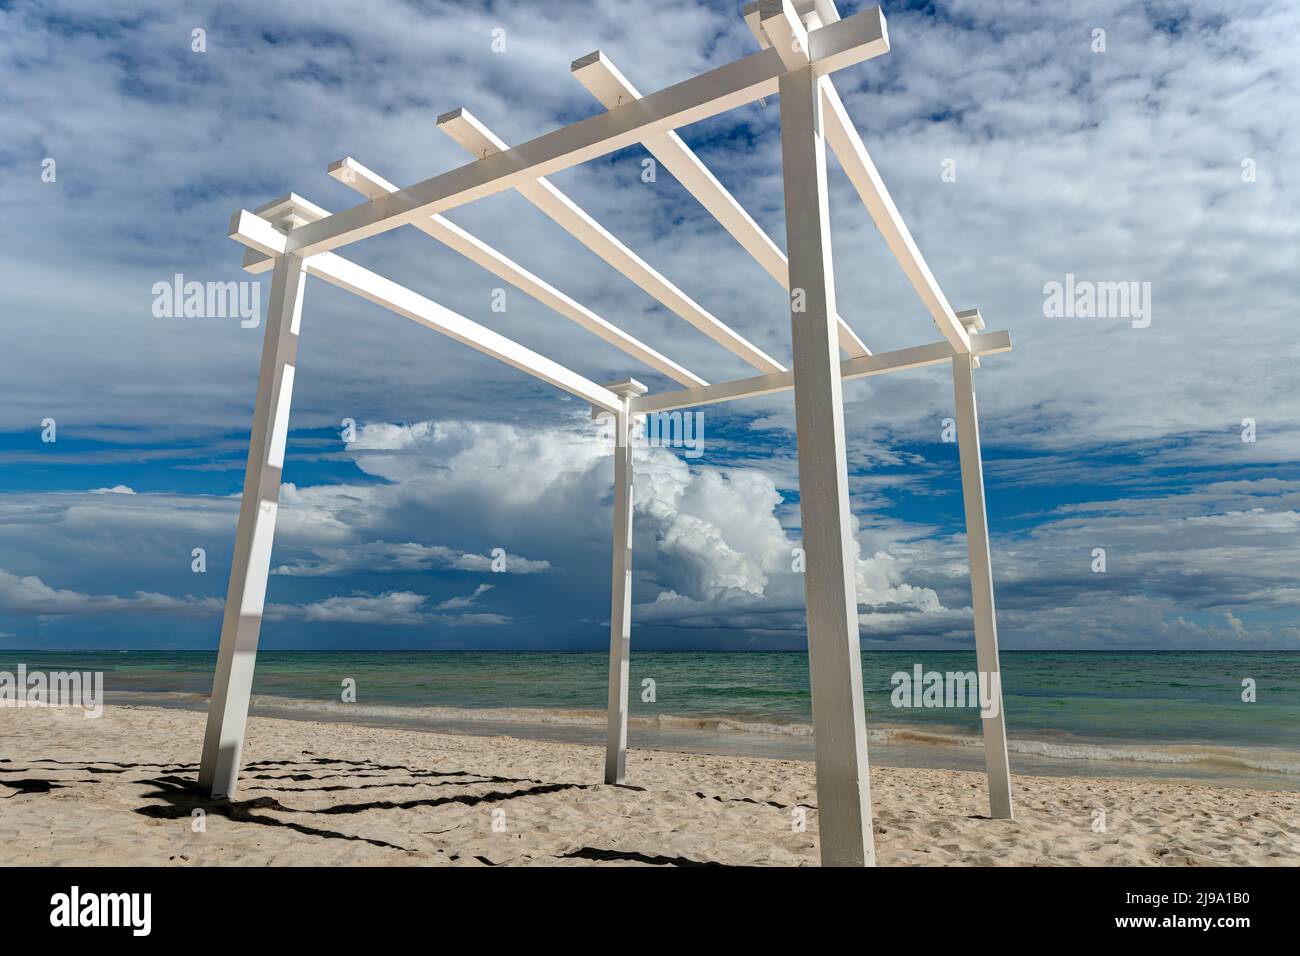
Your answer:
[777,57,876,866]
[601,379,647,785]
[198,248,307,799]
[951,353,1014,819]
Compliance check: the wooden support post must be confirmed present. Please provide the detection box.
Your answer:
[602,380,646,785]
[951,354,1014,819]
[775,36,876,865]
[198,250,306,798]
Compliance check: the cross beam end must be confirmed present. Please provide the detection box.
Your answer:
[436,107,506,158]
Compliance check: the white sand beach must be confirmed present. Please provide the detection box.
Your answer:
[2,703,1297,866]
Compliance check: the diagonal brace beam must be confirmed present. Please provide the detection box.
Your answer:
[570,49,871,360]
[820,80,970,353]
[327,157,706,389]
[742,4,969,353]
[437,108,788,376]
[230,209,622,413]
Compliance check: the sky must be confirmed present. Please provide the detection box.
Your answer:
[1,0,1298,651]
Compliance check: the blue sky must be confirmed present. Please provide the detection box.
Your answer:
[1,0,1298,650]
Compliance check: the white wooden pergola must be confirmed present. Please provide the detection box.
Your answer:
[199,1,1014,867]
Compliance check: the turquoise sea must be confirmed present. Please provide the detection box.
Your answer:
[4,650,1298,789]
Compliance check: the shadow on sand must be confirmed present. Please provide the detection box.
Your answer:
[2,753,737,866]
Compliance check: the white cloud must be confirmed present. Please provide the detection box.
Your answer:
[434,583,494,611]
[0,569,221,617]
[268,589,510,626]
[272,541,549,577]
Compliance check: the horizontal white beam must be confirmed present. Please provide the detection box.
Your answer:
[327,157,706,389]
[631,330,1011,415]
[437,108,788,376]
[570,49,871,360]
[280,6,889,259]
[229,210,622,413]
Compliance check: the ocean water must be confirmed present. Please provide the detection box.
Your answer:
[4,650,1298,789]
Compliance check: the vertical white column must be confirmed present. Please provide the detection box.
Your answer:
[199,250,307,798]
[602,379,646,785]
[778,64,875,866]
[951,354,1014,819]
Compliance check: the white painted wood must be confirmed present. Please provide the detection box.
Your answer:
[630,330,1012,419]
[819,79,971,353]
[601,379,647,785]
[199,249,307,799]
[242,208,1013,411]
[739,4,966,354]
[328,157,706,389]
[282,7,889,258]
[214,1,1022,843]
[230,209,298,260]
[760,0,812,71]
[744,1,841,40]
[437,109,788,375]
[958,308,984,367]
[778,63,875,867]
[228,210,622,413]
[570,50,871,359]
[951,353,1014,819]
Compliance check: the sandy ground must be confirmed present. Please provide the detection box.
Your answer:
[2,704,1297,866]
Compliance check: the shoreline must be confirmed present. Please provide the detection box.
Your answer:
[89,690,1300,792]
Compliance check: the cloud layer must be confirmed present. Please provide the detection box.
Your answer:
[1,417,1297,649]
[1,1,1297,648]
